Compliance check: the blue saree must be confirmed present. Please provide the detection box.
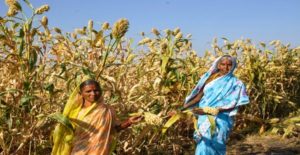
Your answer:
[185,56,250,155]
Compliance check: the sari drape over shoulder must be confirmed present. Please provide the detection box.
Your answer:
[185,56,250,155]
[71,103,117,155]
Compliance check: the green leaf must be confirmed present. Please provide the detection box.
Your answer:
[18,28,25,56]
[150,103,161,114]
[23,0,34,10]
[161,55,169,74]
[208,115,216,136]
[48,113,74,131]
[59,63,66,75]
[162,113,182,135]
[20,95,34,106]
[19,95,34,112]
[29,49,38,71]
[18,38,24,57]
[23,81,30,91]
[44,83,54,93]
[82,67,95,77]
[13,23,20,30]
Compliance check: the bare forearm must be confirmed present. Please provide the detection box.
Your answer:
[218,106,235,112]
[183,92,203,109]
[192,108,206,115]
[115,116,142,131]
[115,119,132,132]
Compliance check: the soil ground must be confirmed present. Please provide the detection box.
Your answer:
[227,135,300,155]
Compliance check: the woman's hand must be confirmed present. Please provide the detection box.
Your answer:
[128,115,143,124]
[191,107,219,115]
[116,115,143,131]
[167,110,178,117]
[202,107,219,115]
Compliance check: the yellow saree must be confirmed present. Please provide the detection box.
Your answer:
[70,103,117,155]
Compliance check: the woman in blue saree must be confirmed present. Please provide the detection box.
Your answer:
[183,55,250,155]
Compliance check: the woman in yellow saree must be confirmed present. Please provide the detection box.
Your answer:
[51,79,142,155]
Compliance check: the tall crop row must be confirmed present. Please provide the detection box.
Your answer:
[0,1,299,154]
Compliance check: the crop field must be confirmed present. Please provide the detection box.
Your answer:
[0,1,299,154]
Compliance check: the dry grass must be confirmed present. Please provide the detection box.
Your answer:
[0,1,299,154]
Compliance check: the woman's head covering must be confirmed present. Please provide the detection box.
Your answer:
[208,55,237,75]
[185,55,237,104]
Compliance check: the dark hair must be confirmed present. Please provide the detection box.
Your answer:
[79,79,102,94]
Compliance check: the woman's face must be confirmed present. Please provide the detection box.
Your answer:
[217,58,233,75]
[80,84,101,104]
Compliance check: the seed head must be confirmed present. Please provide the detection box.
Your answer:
[232,41,239,49]
[71,32,77,39]
[35,5,50,15]
[31,28,37,36]
[160,41,168,50]
[175,32,182,40]
[173,27,180,35]
[112,18,129,39]
[138,37,151,45]
[151,28,160,36]
[144,112,162,125]
[5,0,16,6]
[7,7,18,17]
[176,42,183,48]
[185,41,192,49]
[164,29,172,36]
[54,27,62,34]
[75,28,86,35]
[5,0,21,16]
[88,20,93,31]
[41,16,48,26]
[101,22,110,30]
